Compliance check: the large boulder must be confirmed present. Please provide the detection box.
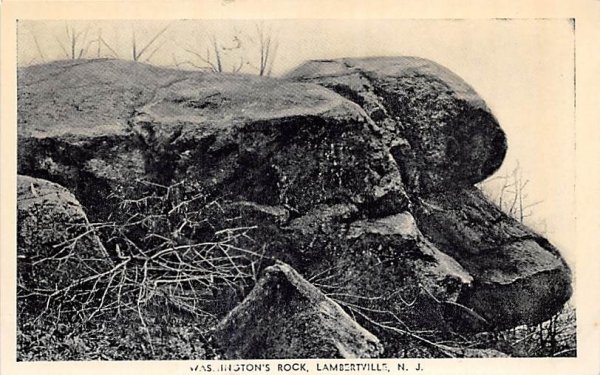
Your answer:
[285,57,507,192]
[212,262,383,359]
[285,57,570,330]
[413,188,572,330]
[17,58,571,339]
[17,59,176,218]
[18,59,406,220]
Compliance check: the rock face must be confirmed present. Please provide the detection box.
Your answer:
[213,263,383,359]
[17,175,109,300]
[216,201,474,334]
[285,57,507,192]
[284,209,473,330]
[18,59,405,220]
[18,59,169,218]
[17,57,571,344]
[414,188,572,330]
[285,57,571,331]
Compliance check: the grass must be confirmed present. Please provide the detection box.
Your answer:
[18,299,217,360]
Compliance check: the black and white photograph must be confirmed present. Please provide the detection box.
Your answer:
[2,1,598,374]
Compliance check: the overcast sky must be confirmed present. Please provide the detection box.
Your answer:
[17,19,576,265]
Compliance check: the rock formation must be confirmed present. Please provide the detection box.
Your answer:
[285,57,572,330]
[284,56,507,192]
[18,59,404,220]
[213,262,383,359]
[17,175,109,308]
[17,57,572,357]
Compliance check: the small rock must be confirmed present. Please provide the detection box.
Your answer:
[212,262,383,359]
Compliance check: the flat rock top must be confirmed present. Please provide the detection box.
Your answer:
[18,59,176,138]
[135,73,367,131]
[18,59,367,140]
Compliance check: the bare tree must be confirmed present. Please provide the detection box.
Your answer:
[181,33,246,73]
[55,23,91,60]
[26,23,116,64]
[247,22,278,76]
[479,162,542,225]
[179,23,277,75]
[89,28,119,59]
[131,24,170,62]
[31,33,45,63]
